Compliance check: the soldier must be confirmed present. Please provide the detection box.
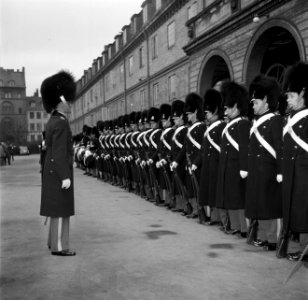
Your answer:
[172,93,206,219]
[40,71,76,256]
[216,81,250,237]
[245,75,283,251]
[198,89,226,225]
[156,104,174,208]
[170,100,187,213]
[281,62,308,261]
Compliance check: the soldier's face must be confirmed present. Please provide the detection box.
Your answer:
[286,91,305,111]
[252,97,268,116]
[224,104,239,119]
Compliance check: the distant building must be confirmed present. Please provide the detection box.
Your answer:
[70,0,308,135]
[26,89,49,143]
[0,67,27,144]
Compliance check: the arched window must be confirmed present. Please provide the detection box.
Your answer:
[4,92,12,99]
[1,101,14,113]
[8,80,15,87]
[1,117,14,130]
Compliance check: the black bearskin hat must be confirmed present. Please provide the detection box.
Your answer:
[135,111,142,124]
[160,104,171,120]
[96,120,104,131]
[203,89,224,118]
[221,81,249,116]
[283,62,308,106]
[84,125,92,136]
[123,114,130,127]
[117,116,124,128]
[141,109,148,123]
[91,126,99,138]
[108,120,114,130]
[148,107,161,122]
[171,99,185,117]
[249,75,281,111]
[129,111,137,124]
[82,124,89,134]
[40,71,76,113]
[184,93,202,114]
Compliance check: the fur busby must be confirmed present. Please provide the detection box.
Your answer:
[82,124,89,134]
[171,100,185,117]
[91,126,99,138]
[160,104,171,120]
[249,75,280,111]
[141,109,148,123]
[129,111,137,124]
[283,62,308,105]
[184,93,202,114]
[40,71,76,113]
[96,120,104,132]
[135,111,142,124]
[117,116,124,128]
[148,107,161,122]
[203,89,224,118]
[123,114,130,127]
[221,81,249,116]
[108,120,114,131]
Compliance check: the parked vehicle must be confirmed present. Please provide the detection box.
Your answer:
[19,146,30,155]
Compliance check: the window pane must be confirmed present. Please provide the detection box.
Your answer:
[36,112,41,119]
[167,21,175,48]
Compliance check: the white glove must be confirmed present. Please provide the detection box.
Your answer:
[276,174,283,183]
[170,161,178,171]
[113,157,117,161]
[147,158,153,165]
[191,164,198,171]
[141,160,146,167]
[135,158,140,164]
[240,170,248,179]
[156,161,162,168]
[161,158,167,165]
[62,178,71,189]
[128,155,133,161]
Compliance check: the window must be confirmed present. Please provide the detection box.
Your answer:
[0,80,3,86]
[30,123,35,131]
[18,108,22,114]
[151,35,158,59]
[143,5,148,23]
[5,92,12,98]
[168,75,177,100]
[139,47,144,68]
[140,89,145,108]
[129,56,134,76]
[167,21,175,48]
[1,117,13,129]
[153,83,159,105]
[156,0,161,10]
[43,112,48,118]
[188,2,197,19]
[115,38,119,52]
[17,93,21,98]
[29,112,34,119]
[31,134,35,141]
[123,29,127,45]
[2,101,13,113]
[108,46,112,59]
[36,112,41,119]
[231,0,240,13]
[8,80,15,87]
[30,101,36,108]
[37,123,41,131]
[119,64,124,83]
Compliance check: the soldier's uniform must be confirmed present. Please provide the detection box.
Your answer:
[245,75,283,250]
[198,89,226,225]
[216,81,250,235]
[282,62,308,261]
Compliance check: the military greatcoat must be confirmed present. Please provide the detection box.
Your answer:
[282,108,308,232]
[40,110,74,217]
[245,112,283,220]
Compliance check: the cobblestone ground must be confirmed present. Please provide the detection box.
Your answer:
[1,155,307,300]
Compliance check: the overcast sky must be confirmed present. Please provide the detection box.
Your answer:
[1,0,142,96]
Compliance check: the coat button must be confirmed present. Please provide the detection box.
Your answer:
[291,157,294,160]
[294,145,298,149]
[51,159,54,162]
[49,170,53,174]
[257,155,260,157]
[299,125,303,128]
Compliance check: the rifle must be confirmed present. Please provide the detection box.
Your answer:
[135,150,146,197]
[158,153,175,208]
[186,154,206,223]
[145,151,162,204]
[246,219,258,245]
[276,228,290,258]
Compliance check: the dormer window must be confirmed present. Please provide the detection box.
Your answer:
[156,0,161,10]
[8,80,15,87]
[143,5,148,23]
[108,46,112,59]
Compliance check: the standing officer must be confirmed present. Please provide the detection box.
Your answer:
[40,71,76,256]
[281,62,308,261]
[245,75,283,250]
[216,81,250,237]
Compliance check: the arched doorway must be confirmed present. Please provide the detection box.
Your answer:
[244,21,305,85]
[198,53,231,97]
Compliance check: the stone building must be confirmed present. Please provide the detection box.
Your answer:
[70,0,308,134]
[0,67,27,144]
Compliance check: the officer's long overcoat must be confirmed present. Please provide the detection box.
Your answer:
[245,113,283,219]
[282,108,308,232]
[198,120,225,207]
[40,111,74,217]
[216,118,250,209]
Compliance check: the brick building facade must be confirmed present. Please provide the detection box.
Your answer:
[69,0,308,135]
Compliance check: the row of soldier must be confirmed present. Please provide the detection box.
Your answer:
[73,62,308,263]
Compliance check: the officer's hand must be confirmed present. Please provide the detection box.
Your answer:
[240,170,248,179]
[62,178,71,189]
[170,161,178,171]
[276,174,283,183]
[191,164,198,171]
